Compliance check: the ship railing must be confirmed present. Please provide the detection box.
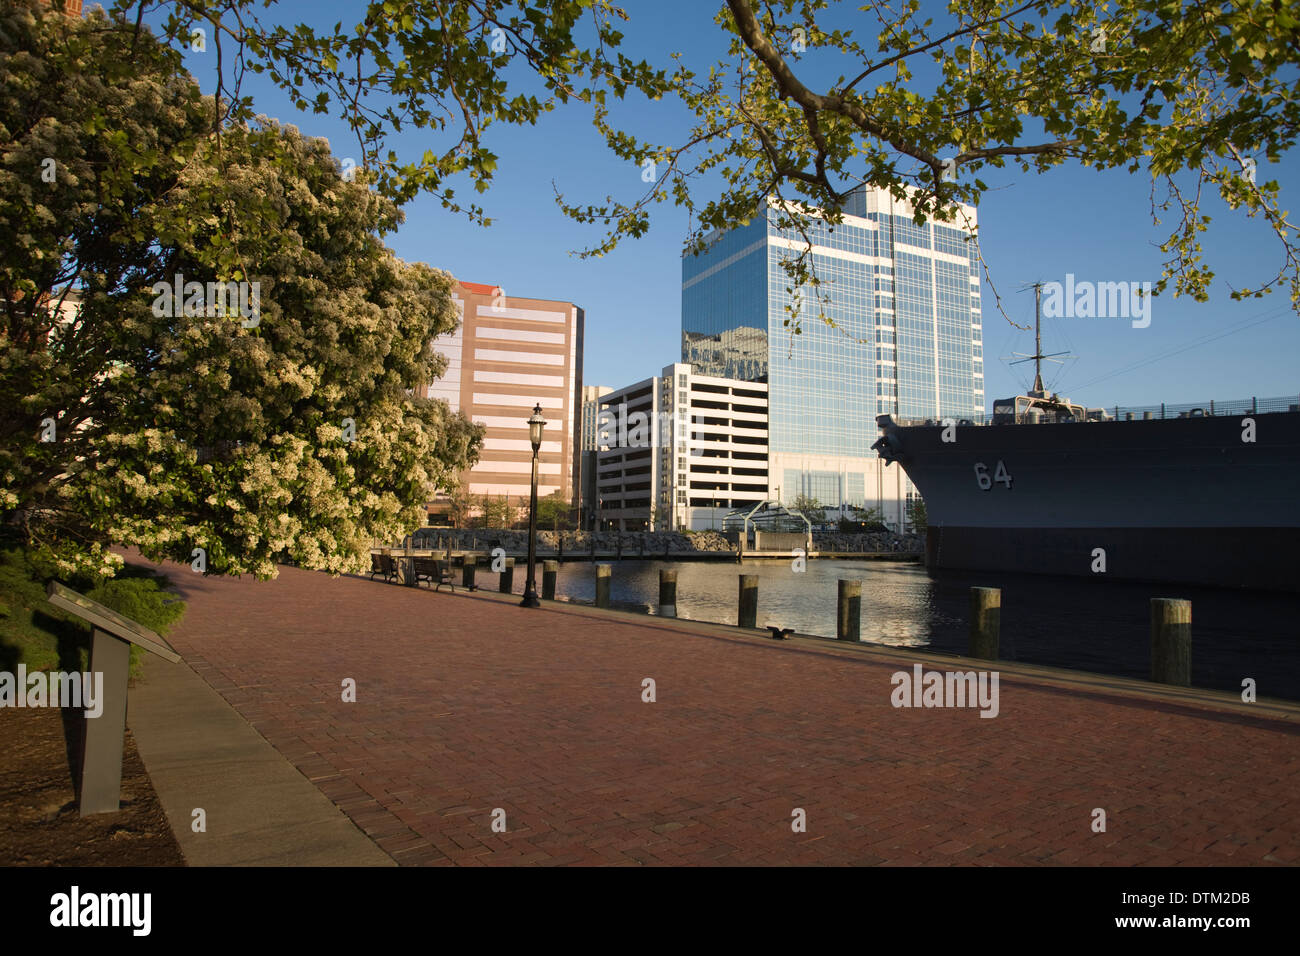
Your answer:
[882,395,1299,429]
[1107,395,1300,421]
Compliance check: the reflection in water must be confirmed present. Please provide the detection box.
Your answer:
[542,559,1300,701]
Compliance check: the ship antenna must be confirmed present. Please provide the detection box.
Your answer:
[1033,282,1045,395]
[1007,281,1072,396]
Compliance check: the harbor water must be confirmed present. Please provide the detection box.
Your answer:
[534,558,1300,702]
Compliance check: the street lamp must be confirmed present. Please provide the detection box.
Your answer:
[521,403,546,607]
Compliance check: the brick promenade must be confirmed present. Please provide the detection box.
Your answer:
[144,561,1299,866]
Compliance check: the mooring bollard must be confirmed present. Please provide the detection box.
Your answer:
[498,557,514,594]
[738,574,758,628]
[542,560,558,600]
[659,568,678,618]
[837,580,861,641]
[1151,598,1191,686]
[595,563,612,608]
[462,554,477,591]
[969,587,1001,660]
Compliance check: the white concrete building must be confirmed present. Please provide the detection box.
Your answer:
[580,385,613,529]
[596,363,768,531]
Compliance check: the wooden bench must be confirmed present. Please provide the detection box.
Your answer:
[369,552,398,583]
[412,556,455,592]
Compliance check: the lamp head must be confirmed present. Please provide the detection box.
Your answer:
[528,403,546,450]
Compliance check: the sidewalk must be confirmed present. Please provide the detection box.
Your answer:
[129,655,394,866]
[130,559,1300,866]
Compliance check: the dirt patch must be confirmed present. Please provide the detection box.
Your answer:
[0,704,184,866]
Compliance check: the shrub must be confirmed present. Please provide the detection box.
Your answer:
[86,576,186,637]
[0,541,184,678]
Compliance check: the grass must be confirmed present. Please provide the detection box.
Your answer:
[0,543,185,681]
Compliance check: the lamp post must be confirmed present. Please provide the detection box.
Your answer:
[521,403,546,607]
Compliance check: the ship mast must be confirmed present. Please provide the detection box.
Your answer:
[1033,282,1045,395]
[1008,281,1072,399]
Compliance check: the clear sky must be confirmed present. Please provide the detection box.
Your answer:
[176,0,1300,412]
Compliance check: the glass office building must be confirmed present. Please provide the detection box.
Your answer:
[681,186,983,527]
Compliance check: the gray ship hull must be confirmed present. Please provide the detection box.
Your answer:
[874,412,1300,592]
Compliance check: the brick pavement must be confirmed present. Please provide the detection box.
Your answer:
[140,560,1299,866]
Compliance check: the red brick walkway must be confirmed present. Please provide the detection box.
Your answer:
[146,562,1299,866]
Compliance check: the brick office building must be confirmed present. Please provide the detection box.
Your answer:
[424,281,584,524]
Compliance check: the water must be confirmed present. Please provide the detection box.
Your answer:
[535,558,1300,702]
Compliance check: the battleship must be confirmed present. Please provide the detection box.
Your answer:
[872,297,1300,592]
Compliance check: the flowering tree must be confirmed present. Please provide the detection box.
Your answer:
[1,5,481,578]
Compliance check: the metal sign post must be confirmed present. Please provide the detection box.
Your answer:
[45,582,182,816]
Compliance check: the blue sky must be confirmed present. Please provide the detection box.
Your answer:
[176,0,1298,411]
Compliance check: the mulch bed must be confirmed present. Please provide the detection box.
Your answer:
[0,704,185,866]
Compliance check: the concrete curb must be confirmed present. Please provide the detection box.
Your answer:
[127,654,395,867]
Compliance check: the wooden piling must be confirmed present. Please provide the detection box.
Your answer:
[462,554,477,591]
[969,587,1000,660]
[498,557,514,594]
[595,564,611,608]
[738,574,758,628]
[659,568,678,618]
[1151,598,1191,686]
[837,580,861,641]
[542,560,558,600]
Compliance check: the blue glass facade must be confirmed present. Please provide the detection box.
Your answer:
[682,192,983,470]
[681,218,770,382]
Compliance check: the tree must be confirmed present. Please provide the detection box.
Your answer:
[92,0,667,224]
[477,494,519,529]
[791,494,826,527]
[444,481,475,528]
[48,2,1293,324]
[906,497,928,535]
[1,5,482,579]
[536,490,570,532]
[852,504,886,526]
[559,0,1300,321]
[840,504,886,532]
